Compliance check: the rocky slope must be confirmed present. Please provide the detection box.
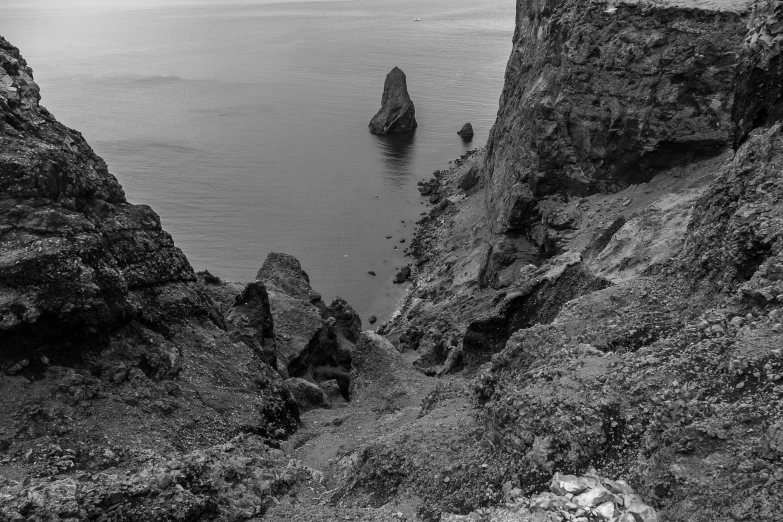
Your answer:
[362,0,783,520]
[0,34,361,521]
[4,0,783,518]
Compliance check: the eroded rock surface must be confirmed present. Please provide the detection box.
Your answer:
[481,0,749,283]
[5,0,783,518]
[0,36,220,353]
[257,252,360,397]
[368,67,417,134]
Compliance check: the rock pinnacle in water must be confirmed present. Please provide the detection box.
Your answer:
[368,66,417,134]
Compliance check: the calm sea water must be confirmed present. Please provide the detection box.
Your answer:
[3,0,514,323]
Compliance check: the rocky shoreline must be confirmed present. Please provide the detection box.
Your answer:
[5,0,783,519]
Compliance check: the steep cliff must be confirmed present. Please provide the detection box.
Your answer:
[0,35,362,521]
[5,0,783,517]
[481,0,750,283]
[359,0,783,519]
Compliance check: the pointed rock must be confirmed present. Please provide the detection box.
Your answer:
[368,67,417,134]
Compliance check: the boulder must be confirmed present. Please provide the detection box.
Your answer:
[418,178,438,196]
[319,379,347,405]
[349,332,423,402]
[393,266,412,284]
[257,252,319,302]
[284,377,331,411]
[457,122,474,137]
[368,67,417,134]
[458,163,480,191]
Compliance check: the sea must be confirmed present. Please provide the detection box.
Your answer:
[3,0,515,324]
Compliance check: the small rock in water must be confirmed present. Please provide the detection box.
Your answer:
[399,238,406,243]
[386,235,393,239]
[457,122,474,138]
[369,315,377,324]
[393,266,412,284]
[368,271,376,276]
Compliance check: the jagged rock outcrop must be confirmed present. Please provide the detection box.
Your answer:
[467,125,783,522]
[0,36,222,352]
[481,0,750,283]
[257,252,361,397]
[732,0,783,146]
[368,67,417,134]
[463,255,611,366]
[225,281,277,367]
[0,35,313,522]
[678,123,783,303]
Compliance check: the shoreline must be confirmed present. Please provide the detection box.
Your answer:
[380,146,485,325]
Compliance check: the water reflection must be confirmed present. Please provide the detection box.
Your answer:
[374,130,416,190]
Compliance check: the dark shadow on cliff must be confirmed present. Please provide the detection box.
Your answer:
[373,130,416,189]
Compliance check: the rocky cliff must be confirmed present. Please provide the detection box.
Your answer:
[364,0,783,520]
[0,35,361,520]
[4,0,783,518]
[481,0,750,284]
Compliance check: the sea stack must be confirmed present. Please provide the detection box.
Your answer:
[457,122,474,138]
[368,66,417,134]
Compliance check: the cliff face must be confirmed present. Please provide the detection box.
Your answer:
[5,0,783,517]
[0,35,364,521]
[363,0,783,519]
[481,0,749,281]
[0,36,220,353]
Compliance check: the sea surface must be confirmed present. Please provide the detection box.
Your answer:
[3,0,515,323]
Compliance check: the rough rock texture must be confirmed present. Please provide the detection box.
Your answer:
[8,0,783,517]
[0,36,221,352]
[349,332,423,402]
[368,67,417,134]
[393,265,412,284]
[732,0,783,146]
[367,0,783,515]
[257,252,360,397]
[443,472,657,522]
[677,124,783,302]
[226,281,277,367]
[481,0,750,283]
[0,35,350,522]
[0,435,326,521]
[0,35,299,452]
[462,256,611,367]
[284,377,331,411]
[458,163,481,192]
